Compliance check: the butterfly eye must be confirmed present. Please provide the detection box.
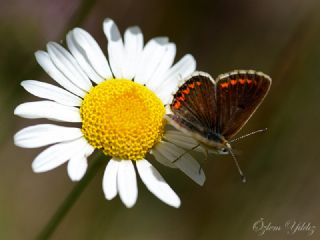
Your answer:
[221,148,228,153]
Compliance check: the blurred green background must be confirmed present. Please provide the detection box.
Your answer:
[1,0,320,239]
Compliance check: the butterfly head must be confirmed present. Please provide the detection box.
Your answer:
[206,132,246,182]
[206,131,230,150]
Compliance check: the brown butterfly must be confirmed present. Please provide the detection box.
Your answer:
[165,70,272,182]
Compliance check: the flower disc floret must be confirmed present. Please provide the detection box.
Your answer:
[80,79,165,160]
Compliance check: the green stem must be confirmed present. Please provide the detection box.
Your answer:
[19,1,102,238]
[36,153,106,240]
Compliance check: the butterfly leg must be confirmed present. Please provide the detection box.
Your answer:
[204,147,209,162]
[196,145,208,174]
[172,143,201,163]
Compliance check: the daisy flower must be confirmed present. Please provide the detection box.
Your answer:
[14,18,205,208]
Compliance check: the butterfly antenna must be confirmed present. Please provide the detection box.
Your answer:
[225,143,246,183]
[230,128,268,143]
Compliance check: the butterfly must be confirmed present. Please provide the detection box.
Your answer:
[165,70,272,182]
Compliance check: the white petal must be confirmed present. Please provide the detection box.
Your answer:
[156,54,196,91]
[123,26,143,80]
[151,147,176,168]
[14,101,81,122]
[156,54,196,104]
[102,159,119,200]
[67,143,93,181]
[103,18,125,78]
[71,28,113,81]
[134,37,169,85]
[117,160,138,208]
[147,43,176,90]
[66,31,104,84]
[32,137,88,172]
[154,142,205,186]
[35,51,85,97]
[21,80,82,106]
[67,156,88,181]
[136,159,180,208]
[14,124,83,148]
[165,105,172,115]
[47,42,92,91]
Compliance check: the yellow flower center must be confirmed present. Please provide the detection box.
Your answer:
[80,79,165,160]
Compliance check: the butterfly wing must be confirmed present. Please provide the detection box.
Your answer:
[215,70,271,140]
[166,71,217,143]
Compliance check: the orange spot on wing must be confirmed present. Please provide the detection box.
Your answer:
[247,79,252,84]
[239,79,246,84]
[182,88,190,94]
[188,83,195,88]
[230,79,237,85]
[196,81,201,86]
[221,82,229,88]
[173,101,181,109]
[177,95,185,101]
